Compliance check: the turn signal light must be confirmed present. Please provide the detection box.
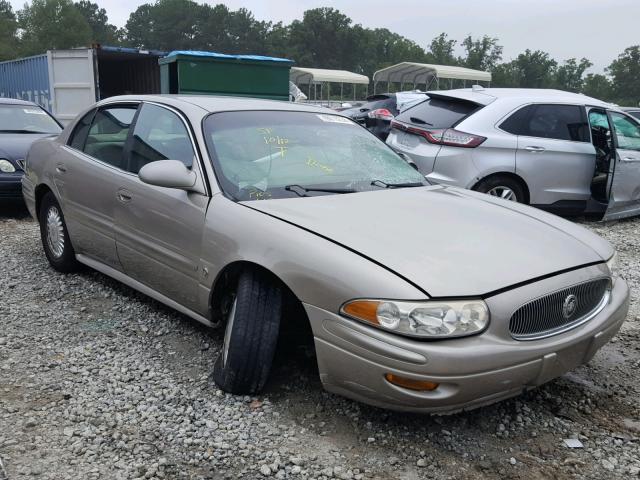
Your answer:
[341,300,380,325]
[385,373,439,391]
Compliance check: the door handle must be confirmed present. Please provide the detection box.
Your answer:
[622,156,639,162]
[55,164,67,173]
[525,146,546,153]
[117,189,132,203]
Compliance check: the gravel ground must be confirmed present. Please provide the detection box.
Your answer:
[1,203,639,480]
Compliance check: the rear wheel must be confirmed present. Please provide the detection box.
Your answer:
[38,191,79,272]
[213,268,283,394]
[474,176,526,203]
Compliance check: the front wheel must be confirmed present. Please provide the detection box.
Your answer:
[213,269,283,394]
[474,176,526,203]
[38,191,79,272]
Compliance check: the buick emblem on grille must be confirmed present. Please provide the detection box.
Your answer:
[562,294,578,319]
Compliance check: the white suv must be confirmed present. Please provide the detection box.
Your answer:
[387,88,640,220]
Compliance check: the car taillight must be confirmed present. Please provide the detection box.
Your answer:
[367,108,394,120]
[391,120,485,148]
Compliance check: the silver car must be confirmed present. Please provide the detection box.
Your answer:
[22,95,629,413]
[387,88,640,220]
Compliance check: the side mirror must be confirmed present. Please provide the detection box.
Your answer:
[139,160,198,190]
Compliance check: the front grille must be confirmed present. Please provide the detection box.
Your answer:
[509,278,611,340]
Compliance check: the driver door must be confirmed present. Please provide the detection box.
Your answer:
[603,111,640,220]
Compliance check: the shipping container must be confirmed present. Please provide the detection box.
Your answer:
[160,51,294,101]
[0,46,166,125]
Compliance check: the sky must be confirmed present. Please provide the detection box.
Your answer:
[11,0,640,72]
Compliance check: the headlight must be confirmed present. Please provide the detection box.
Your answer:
[341,299,490,338]
[606,252,619,278]
[0,159,16,173]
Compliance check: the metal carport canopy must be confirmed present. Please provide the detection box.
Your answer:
[290,67,369,85]
[373,62,491,85]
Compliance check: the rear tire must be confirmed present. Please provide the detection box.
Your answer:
[38,191,79,272]
[213,268,283,394]
[474,176,526,203]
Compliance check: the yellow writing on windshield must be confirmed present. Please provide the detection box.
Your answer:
[306,156,333,173]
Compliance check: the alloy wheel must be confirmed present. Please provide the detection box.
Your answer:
[45,206,65,258]
[487,186,517,201]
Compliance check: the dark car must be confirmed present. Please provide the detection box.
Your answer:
[0,98,62,202]
[340,94,398,140]
[340,92,428,140]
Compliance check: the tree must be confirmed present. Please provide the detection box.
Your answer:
[428,33,457,65]
[553,57,592,92]
[608,46,640,106]
[461,35,503,71]
[0,0,19,61]
[124,0,205,50]
[494,49,557,88]
[582,73,613,101]
[74,1,120,45]
[18,0,92,55]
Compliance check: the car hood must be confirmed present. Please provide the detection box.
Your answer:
[244,186,612,297]
[0,133,56,161]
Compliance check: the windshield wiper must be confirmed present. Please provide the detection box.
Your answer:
[0,129,54,134]
[371,180,425,189]
[284,184,356,197]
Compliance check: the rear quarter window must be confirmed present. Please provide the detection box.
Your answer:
[396,96,481,128]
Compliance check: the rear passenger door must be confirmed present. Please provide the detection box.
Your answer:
[506,104,596,206]
[603,111,640,220]
[59,103,138,269]
[113,102,210,315]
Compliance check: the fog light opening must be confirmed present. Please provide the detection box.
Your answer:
[384,373,439,392]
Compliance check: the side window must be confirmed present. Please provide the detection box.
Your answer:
[610,112,640,151]
[83,106,137,169]
[68,110,95,150]
[128,103,195,174]
[500,105,534,135]
[525,104,589,142]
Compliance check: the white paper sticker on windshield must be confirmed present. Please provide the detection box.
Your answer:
[316,114,355,125]
[23,108,46,115]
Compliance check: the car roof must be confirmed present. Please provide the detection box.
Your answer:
[0,97,37,106]
[428,88,614,108]
[622,106,640,111]
[98,94,332,114]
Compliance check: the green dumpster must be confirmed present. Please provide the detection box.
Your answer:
[159,50,294,101]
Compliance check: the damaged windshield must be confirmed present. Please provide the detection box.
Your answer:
[203,110,426,201]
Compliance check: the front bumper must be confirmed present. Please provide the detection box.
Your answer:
[0,172,24,199]
[305,264,629,413]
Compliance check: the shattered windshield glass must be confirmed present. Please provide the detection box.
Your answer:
[203,110,426,201]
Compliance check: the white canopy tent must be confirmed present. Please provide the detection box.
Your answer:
[290,67,369,103]
[373,63,491,93]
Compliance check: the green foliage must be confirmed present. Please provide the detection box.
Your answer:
[0,0,19,61]
[553,58,592,92]
[583,74,613,101]
[461,35,503,71]
[74,1,120,45]
[492,50,557,88]
[18,0,92,56]
[608,46,640,106]
[428,33,457,65]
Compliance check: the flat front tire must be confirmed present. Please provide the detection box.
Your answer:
[38,191,79,272]
[213,269,283,394]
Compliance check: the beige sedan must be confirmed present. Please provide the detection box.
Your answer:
[22,95,629,413]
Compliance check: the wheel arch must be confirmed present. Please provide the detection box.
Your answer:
[34,183,55,220]
[472,172,530,204]
[208,260,313,340]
